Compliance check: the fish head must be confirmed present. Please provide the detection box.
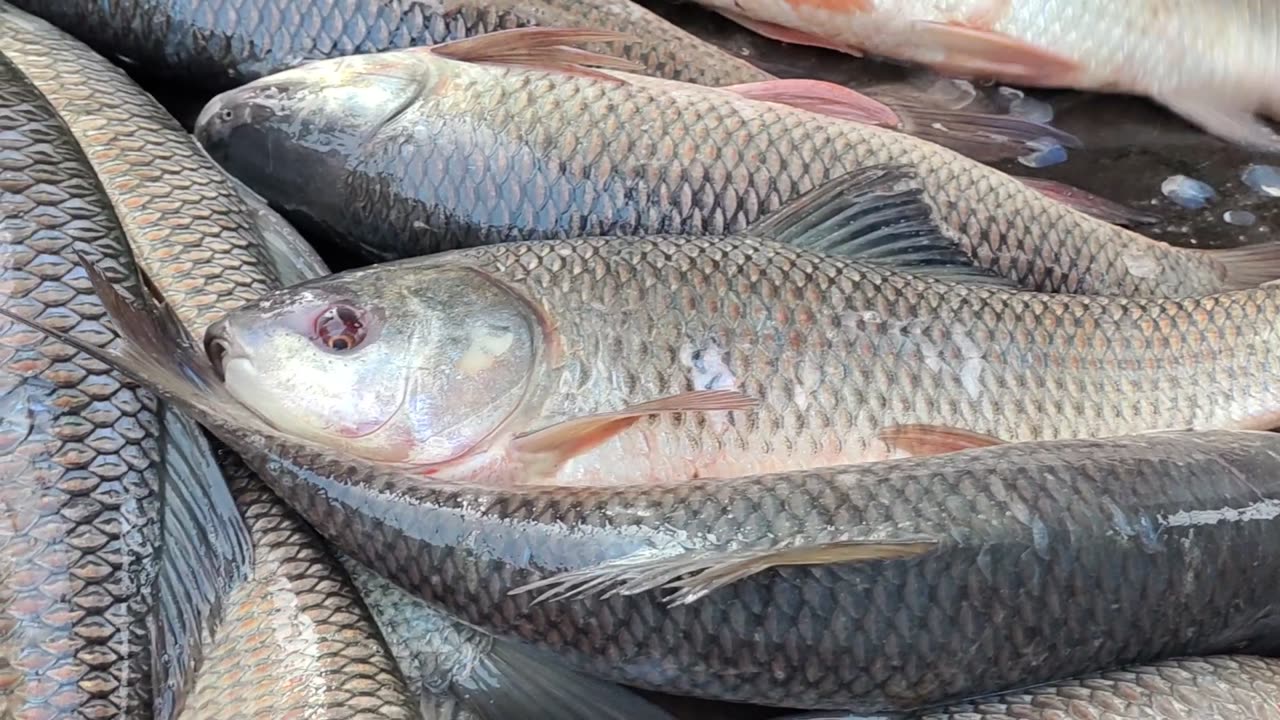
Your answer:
[193,52,434,228]
[203,262,547,467]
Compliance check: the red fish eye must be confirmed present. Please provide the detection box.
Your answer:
[314,305,367,352]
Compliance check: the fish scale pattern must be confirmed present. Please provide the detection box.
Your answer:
[312,57,1230,297]
[0,5,283,342]
[255,430,1280,711]
[0,54,159,720]
[912,655,1280,719]
[7,0,767,89]
[185,458,417,720]
[1,10,419,718]
[400,235,1280,486]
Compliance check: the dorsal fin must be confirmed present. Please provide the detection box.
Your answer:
[750,164,1019,287]
[429,28,644,82]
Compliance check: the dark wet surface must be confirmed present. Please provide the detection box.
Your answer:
[123,4,1280,719]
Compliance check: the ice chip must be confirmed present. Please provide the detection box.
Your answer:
[1223,210,1257,226]
[1018,138,1068,168]
[1242,165,1280,197]
[1161,175,1216,209]
[928,78,977,110]
[1009,96,1054,124]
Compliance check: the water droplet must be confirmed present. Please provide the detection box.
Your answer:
[1010,96,1054,123]
[1161,175,1216,209]
[1242,164,1280,197]
[1018,138,1068,168]
[997,86,1025,103]
[1224,209,1257,226]
[928,78,977,109]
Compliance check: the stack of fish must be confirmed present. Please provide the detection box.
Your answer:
[2,2,1280,719]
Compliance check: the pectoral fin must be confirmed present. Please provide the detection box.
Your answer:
[512,390,759,478]
[715,9,864,55]
[429,28,644,81]
[721,79,900,126]
[1156,92,1280,153]
[877,424,1006,457]
[913,21,1080,84]
[1016,176,1158,227]
[511,537,938,607]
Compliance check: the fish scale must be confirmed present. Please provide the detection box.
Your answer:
[7,0,769,90]
[0,51,159,719]
[0,6,419,718]
[203,51,1247,298]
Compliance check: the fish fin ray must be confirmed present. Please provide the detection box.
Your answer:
[455,635,676,720]
[749,164,1020,287]
[714,9,864,55]
[1157,93,1280,152]
[511,539,938,608]
[720,79,901,127]
[1015,176,1158,227]
[511,390,759,477]
[913,21,1080,83]
[877,424,1007,457]
[883,100,1081,161]
[429,28,643,81]
[1202,242,1280,289]
[151,414,252,720]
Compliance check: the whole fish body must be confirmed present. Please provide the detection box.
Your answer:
[13,301,1280,720]
[0,49,253,720]
[204,234,1280,487]
[0,6,420,718]
[7,0,769,89]
[824,655,1280,720]
[685,0,1280,150]
[194,41,1279,299]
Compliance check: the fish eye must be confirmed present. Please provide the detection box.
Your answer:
[313,305,367,353]
[219,108,234,122]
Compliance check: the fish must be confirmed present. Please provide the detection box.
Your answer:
[0,6,421,717]
[0,49,252,720]
[191,170,1280,487]
[684,0,1280,152]
[7,291,1280,713]
[346,560,678,720]
[6,0,1075,161]
[803,655,1280,720]
[192,29,1276,299]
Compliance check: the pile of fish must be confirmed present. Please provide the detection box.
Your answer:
[3,1,1280,719]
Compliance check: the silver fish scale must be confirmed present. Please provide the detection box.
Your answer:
[345,63,1228,298]
[909,655,1280,719]
[7,0,767,89]
[0,6,284,341]
[237,428,1280,711]
[0,53,160,719]
[440,236,1276,486]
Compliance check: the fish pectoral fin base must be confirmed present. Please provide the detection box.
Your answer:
[1016,176,1158,227]
[912,21,1081,84]
[429,27,644,81]
[452,635,676,720]
[714,9,864,55]
[511,390,759,478]
[1202,242,1280,290]
[152,410,253,720]
[510,538,938,608]
[750,164,1019,287]
[1158,92,1280,153]
[877,424,1006,457]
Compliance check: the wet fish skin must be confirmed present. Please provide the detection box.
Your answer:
[822,656,1280,720]
[205,235,1280,486]
[195,46,1254,299]
[0,50,162,719]
[685,0,1280,151]
[7,0,769,89]
[0,6,420,718]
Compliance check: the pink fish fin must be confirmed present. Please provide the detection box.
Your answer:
[872,94,1081,162]
[511,390,760,477]
[1201,243,1280,290]
[720,79,900,126]
[911,21,1081,85]
[714,8,864,56]
[1016,176,1157,227]
[1156,93,1280,153]
[509,536,938,607]
[428,27,644,82]
[877,424,1006,458]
